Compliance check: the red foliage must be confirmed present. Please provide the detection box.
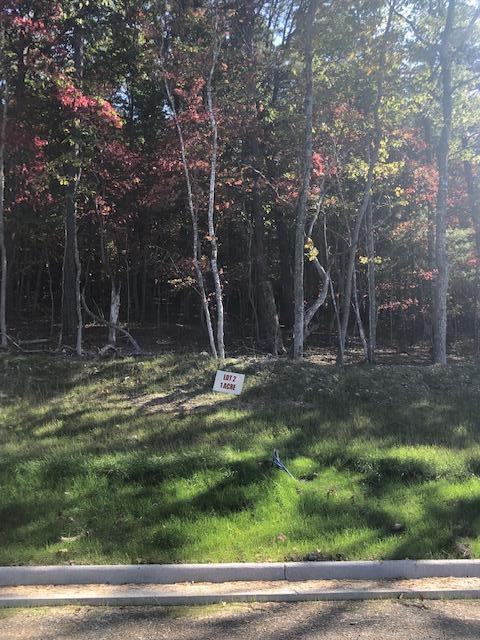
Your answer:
[58,84,122,129]
[312,152,325,177]
[411,164,438,204]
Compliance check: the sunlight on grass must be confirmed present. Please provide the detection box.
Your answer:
[1,354,480,564]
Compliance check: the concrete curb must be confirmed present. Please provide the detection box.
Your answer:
[2,588,480,608]
[0,563,285,586]
[284,560,480,581]
[3,560,480,587]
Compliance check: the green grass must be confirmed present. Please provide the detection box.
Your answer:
[1,353,480,565]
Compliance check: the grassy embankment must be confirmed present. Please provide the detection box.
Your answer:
[1,354,480,564]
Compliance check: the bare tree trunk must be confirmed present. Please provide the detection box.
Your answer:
[275,207,294,325]
[303,199,330,340]
[32,261,43,313]
[140,252,147,323]
[108,279,121,345]
[338,174,376,364]
[82,292,141,355]
[293,0,318,359]
[124,255,131,325]
[45,249,55,335]
[96,196,132,349]
[162,79,217,358]
[366,198,376,362]
[0,22,7,350]
[155,8,219,357]
[61,22,83,355]
[329,277,343,361]
[352,267,368,361]
[205,30,225,360]
[432,0,455,365]
[303,258,330,341]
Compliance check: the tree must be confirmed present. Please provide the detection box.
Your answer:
[0,18,7,350]
[432,0,456,364]
[292,0,318,360]
[237,0,285,355]
[149,1,228,359]
[2,0,480,360]
[205,7,225,360]
[336,1,394,364]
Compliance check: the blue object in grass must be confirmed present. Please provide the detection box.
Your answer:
[272,449,296,480]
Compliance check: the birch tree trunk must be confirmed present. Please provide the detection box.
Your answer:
[206,34,225,361]
[96,197,127,349]
[163,79,217,358]
[432,0,455,365]
[292,0,318,359]
[108,279,121,345]
[61,21,83,355]
[303,196,330,341]
[0,22,7,350]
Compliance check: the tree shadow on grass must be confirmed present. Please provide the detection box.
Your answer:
[3,356,480,563]
[382,485,480,559]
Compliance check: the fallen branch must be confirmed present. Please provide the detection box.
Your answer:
[98,343,118,358]
[5,334,25,352]
[81,292,142,355]
[3,334,52,354]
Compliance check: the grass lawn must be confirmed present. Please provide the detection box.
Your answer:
[1,353,480,565]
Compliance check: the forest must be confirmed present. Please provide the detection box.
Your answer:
[1,0,480,363]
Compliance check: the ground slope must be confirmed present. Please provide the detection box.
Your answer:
[1,354,480,564]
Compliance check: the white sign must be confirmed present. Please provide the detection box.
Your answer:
[213,370,245,395]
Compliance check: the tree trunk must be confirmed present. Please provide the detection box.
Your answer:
[352,267,368,361]
[31,261,43,313]
[338,175,377,364]
[0,22,7,350]
[250,151,284,356]
[463,148,480,357]
[303,190,330,341]
[205,34,225,360]
[275,207,294,325]
[292,0,318,360]
[366,198,376,363]
[337,4,393,364]
[61,22,83,355]
[163,76,217,358]
[140,252,147,323]
[242,0,284,355]
[45,249,55,334]
[108,279,121,345]
[432,0,455,365]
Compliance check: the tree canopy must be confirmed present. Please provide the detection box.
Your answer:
[1,0,480,361]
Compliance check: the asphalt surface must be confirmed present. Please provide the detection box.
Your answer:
[2,600,480,639]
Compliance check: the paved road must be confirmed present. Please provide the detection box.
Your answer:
[2,600,480,639]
